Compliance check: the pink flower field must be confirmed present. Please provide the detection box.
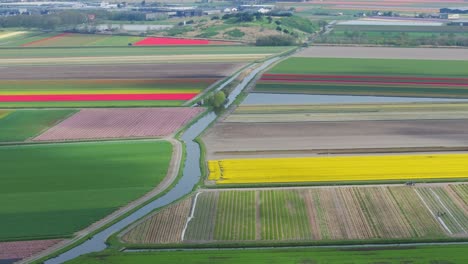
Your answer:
[34,108,204,141]
[0,239,62,261]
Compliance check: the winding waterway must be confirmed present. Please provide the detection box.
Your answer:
[44,57,281,264]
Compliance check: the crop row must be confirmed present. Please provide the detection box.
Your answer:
[122,198,192,244]
[208,154,468,184]
[123,185,468,245]
[34,108,204,141]
[0,239,62,261]
[415,186,468,235]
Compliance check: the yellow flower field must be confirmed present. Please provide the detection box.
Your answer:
[208,154,468,184]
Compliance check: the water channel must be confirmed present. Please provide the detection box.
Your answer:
[44,57,281,264]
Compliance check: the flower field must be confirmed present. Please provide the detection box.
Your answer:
[208,154,468,184]
[256,58,468,98]
[34,107,204,141]
[121,184,467,245]
[0,78,215,107]
[0,239,62,262]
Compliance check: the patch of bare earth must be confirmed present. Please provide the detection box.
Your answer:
[203,120,468,159]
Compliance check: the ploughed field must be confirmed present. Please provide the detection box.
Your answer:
[203,119,468,159]
[0,140,172,241]
[120,184,467,245]
[207,154,468,184]
[256,57,468,98]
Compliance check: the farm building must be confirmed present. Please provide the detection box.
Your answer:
[440,7,468,14]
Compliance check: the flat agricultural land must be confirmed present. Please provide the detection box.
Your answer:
[66,245,468,264]
[0,239,62,263]
[226,103,468,122]
[120,184,467,245]
[0,63,243,80]
[0,140,172,240]
[34,108,205,141]
[20,33,145,47]
[256,57,468,98]
[0,109,75,142]
[295,46,468,60]
[208,154,468,184]
[0,46,287,60]
[203,120,468,159]
[0,63,243,108]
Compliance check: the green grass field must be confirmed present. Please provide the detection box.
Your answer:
[23,34,145,47]
[0,109,75,142]
[0,140,172,240]
[0,32,56,47]
[66,245,468,264]
[269,58,468,77]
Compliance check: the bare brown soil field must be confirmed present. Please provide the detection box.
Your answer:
[0,239,62,262]
[0,63,244,80]
[203,120,468,159]
[295,47,468,60]
[120,197,192,244]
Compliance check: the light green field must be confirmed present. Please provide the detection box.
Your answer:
[66,245,468,264]
[269,57,468,77]
[0,109,75,142]
[24,34,145,47]
[0,140,172,240]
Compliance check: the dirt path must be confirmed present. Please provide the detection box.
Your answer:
[20,137,183,264]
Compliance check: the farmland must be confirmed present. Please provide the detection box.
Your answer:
[0,140,172,240]
[122,198,192,244]
[66,245,468,264]
[0,63,243,107]
[255,57,468,98]
[207,154,468,184]
[120,184,467,245]
[21,33,144,47]
[203,120,468,159]
[34,108,204,141]
[226,102,468,122]
[0,109,75,142]
[0,239,62,262]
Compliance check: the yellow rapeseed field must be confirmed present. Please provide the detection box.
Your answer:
[208,154,468,184]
